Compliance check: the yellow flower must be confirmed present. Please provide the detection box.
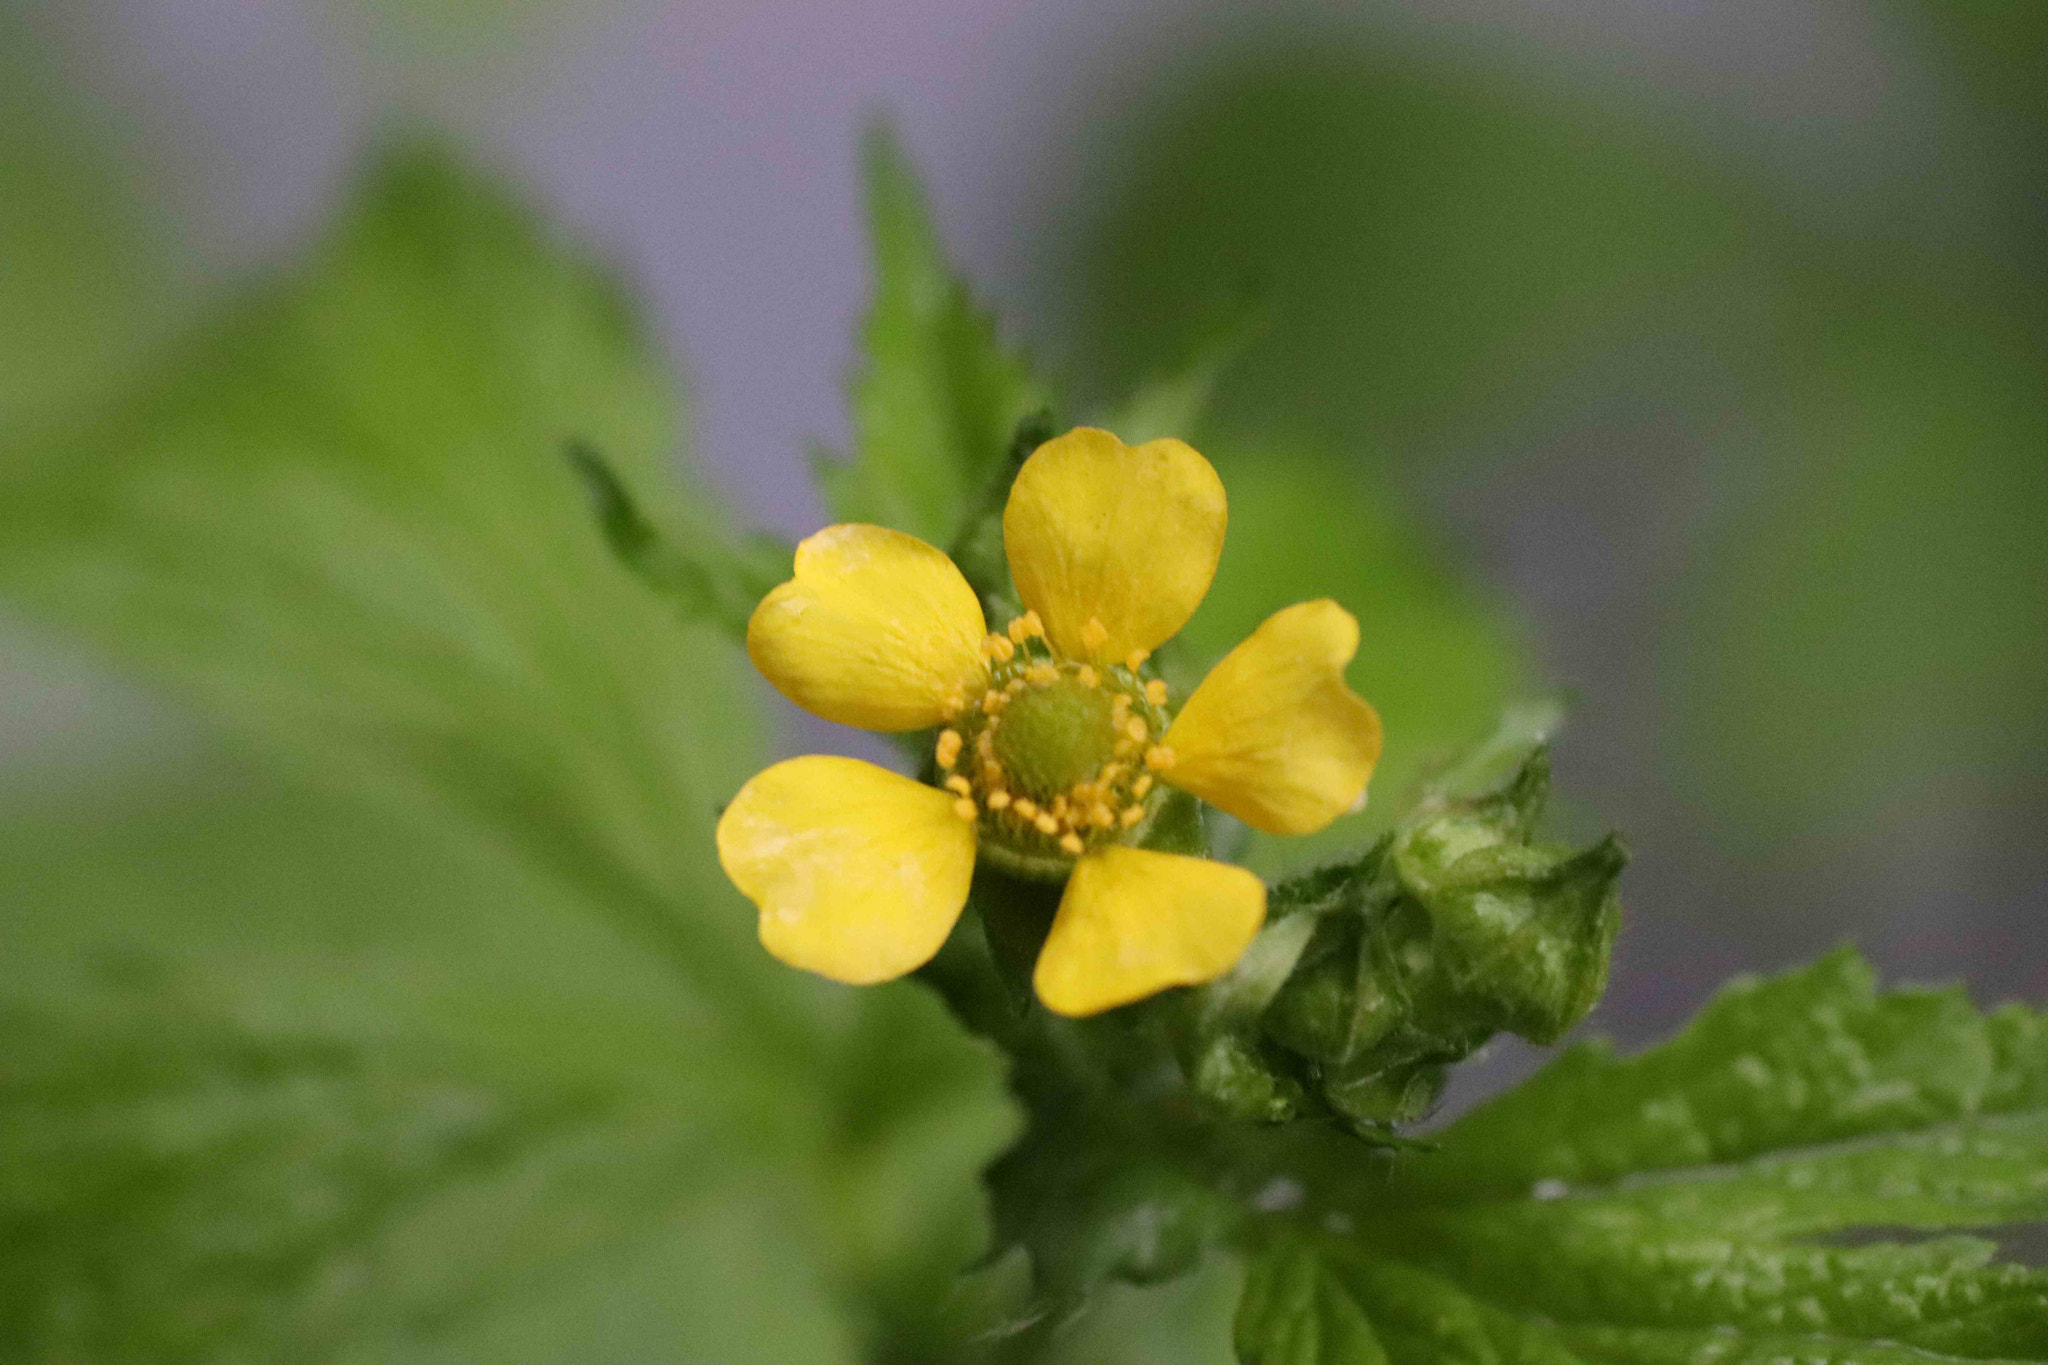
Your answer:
[717,428,1383,1016]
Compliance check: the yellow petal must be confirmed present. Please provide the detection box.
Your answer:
[717,756,976,985]
[1003,427,1226,662]
[1162,599,1384,836]
[1033,847,1265,1016]
[747,524,989,731]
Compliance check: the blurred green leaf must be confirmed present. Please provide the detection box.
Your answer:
[0,143,780,1027]
[816,125,1045,549]
[0,144,1018,1362]
[1676,277,2048,845]
[0,27,175,436]
[1069,52,1754,455]
[0,773,864,1365]
[1230,949,2048,1365]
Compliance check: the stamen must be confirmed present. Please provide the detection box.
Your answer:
[982,689,1006,714]
[1059,832,1084,855]
[1090,803,1116,829]
[953,797,978,821]
[1145,679,1169,706]
[1026,662,1059,687]
[1120,805,1145,828]
[1123,716,1150,744]
[1132,774,1154,798]
[1125,648,1149,671]
[1012,797,1039,821]
[1033,811,1059,836]
[1080,617,1110,652]
[986,789,1012,811]
[944,775,973,797]
[1144,745,1176,771]
[935,729,962,770]
[1076,664,1099,689]
[940,690,965,720]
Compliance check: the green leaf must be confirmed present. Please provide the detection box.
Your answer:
[0,143,787,1038]
[0,774,862,1365]
[816,125,1044,550]
[0,144,1019,1361]
[1234,1232,1388,1365]
[1232,950,2048,1364]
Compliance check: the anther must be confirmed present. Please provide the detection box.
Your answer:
[1012,797,1039,821]
[1091,803,1116,828]
[1132,774,1154,798]
[986,789,1012,811]
[1026,662,1059,687]
[1144,745,1176,771]
[1145,679,1169,706]
[941,690,965,720]
[953,797,978,822]
[1120,805,1145,828]
[945,775,972,797]
[982,689,1006,714]
[1081,617,1110,652]
[1059,832,1085,855]
[935,729,962,770]
[1033,811,1059,836]
[1076,665,1099,689]
[986,633,1016,661]
[1125,648,1149,671]
[1124,716,1150,744]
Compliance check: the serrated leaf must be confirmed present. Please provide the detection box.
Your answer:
[1385,946,2033,1202]
[817,126,1044,549]
[1232,950,2048,1365]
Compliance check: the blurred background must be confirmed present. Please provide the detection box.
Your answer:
[8,0,2041,1025]
[1,0,2042,1356]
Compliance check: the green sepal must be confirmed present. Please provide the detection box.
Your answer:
[566,440,788,640]
[1174,736,1625,1132]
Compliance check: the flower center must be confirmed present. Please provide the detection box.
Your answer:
[932,611,1178,879]
[994,680,1115,799]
